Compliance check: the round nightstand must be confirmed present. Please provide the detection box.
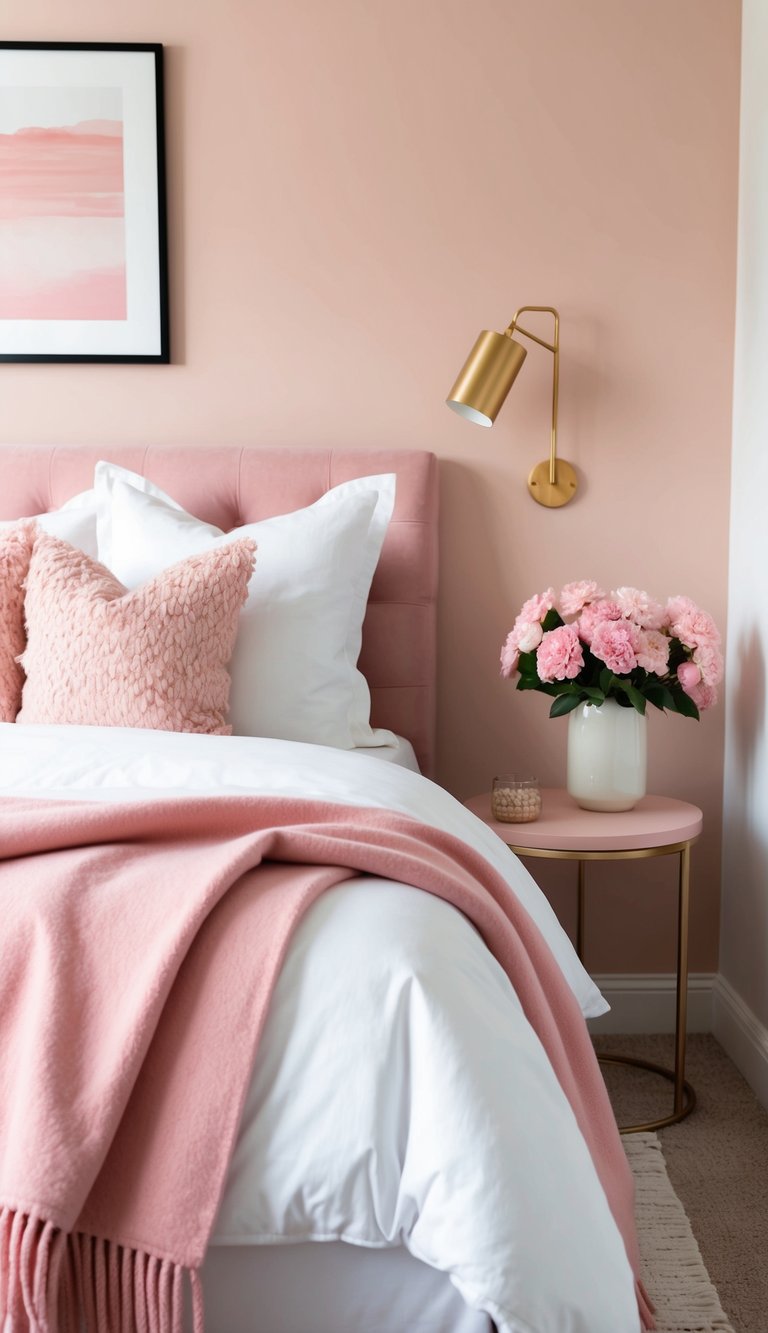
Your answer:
[464,788,703,1133]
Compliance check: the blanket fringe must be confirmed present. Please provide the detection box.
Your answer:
[0,1207,198,1332]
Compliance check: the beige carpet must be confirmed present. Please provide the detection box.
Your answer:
[628,1132,734,1332]
[595,1033,768,1333]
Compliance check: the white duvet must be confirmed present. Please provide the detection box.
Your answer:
[0,725,640,1333]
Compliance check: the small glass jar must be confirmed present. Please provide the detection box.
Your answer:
[491,776,541,823]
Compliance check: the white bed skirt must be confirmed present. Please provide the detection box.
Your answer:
[195,1242,493,1333]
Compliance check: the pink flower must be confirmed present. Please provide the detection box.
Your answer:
[678,661,717,710]
[536,624,584,682]
[558,580,605,617]
[500,619,544,677]
[635,629,670,676]
[692,643,723,688]
[500,587,556,677]
[666,596,721,650]
[689,681,718,711]
[590,619,638,675]
[500,632,520,678]
[614,586,665,630]
[677,660,701,693]
[517,588,556,624]
[516,620,544,653]
[577,599,624,645]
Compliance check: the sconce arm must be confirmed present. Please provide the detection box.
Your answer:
[506,306,559,355]
[504,307,560,486]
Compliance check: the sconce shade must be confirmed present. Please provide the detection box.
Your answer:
[446,330,527,427]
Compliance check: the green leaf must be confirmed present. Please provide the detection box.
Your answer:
[599,668,615,695]
[581,686,606,705]
[645,684,676,713]
[541,608,564,632]
[614,679,647,714]
[549,692,583,718]
[667,638,688,672]
[516,679,562,697]
[516,650,539,679]
[670,689,700,720]
[644,687,667,712]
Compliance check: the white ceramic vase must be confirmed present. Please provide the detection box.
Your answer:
[566,699,647,812]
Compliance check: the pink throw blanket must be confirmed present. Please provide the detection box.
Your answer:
[0,795,652,1332]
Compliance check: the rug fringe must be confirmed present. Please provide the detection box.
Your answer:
[0,1208,195,1332]
[626,1134,736,1333]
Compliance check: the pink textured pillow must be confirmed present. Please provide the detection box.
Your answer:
[18,534,256,735]
[0,522,36,722]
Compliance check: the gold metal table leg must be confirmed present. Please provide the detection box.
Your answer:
[598,841,696,1133]
[577,859,586,963]
[596,1055,696,1133]
[674,842,691,1117]
[513,835,699,1133]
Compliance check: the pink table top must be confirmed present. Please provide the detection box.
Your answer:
[464,788,703,852]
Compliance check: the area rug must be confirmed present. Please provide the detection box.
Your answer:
[627,1132,735,1333]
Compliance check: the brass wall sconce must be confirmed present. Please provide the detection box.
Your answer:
[446,306,578,508]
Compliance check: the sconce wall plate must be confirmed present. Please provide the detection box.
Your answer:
[527,458,578,508]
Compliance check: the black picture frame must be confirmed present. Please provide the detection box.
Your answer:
[0,42,169,363]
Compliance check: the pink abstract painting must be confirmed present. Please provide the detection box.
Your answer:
[0,89,126,321]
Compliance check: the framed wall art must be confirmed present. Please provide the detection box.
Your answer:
[0,42,169,362]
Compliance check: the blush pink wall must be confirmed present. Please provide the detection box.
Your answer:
[2,0,740,972]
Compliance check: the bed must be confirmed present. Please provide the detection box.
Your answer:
[0,446,646,1333]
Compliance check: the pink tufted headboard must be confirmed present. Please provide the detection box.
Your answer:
[0,445,438,776]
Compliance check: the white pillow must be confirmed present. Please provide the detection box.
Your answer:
[94,462,397,750]
[0,489,98,557]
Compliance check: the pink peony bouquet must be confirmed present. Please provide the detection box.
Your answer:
[501,580,723,719]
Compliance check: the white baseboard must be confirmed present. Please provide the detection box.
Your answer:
[584,971,768,1111]
[712,974,768,1110]
[587,973,715,1034]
